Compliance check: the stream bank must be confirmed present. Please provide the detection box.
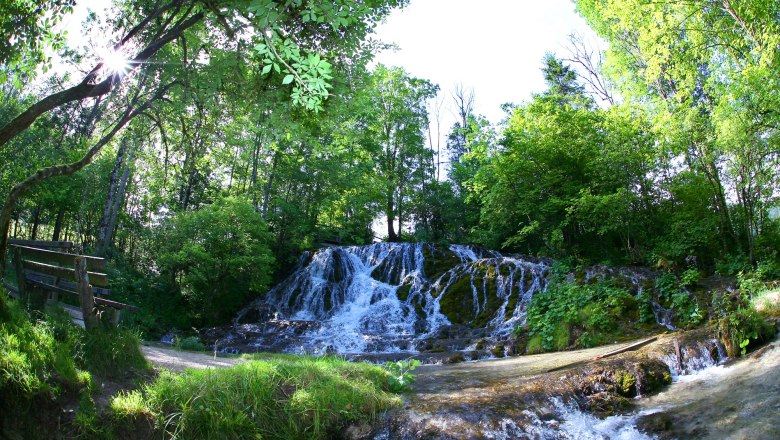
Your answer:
[369,328,779,439]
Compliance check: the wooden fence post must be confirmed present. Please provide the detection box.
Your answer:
[75,256,100,330]
[12,246,29,304]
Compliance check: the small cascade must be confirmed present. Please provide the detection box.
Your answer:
[216,242,550,355]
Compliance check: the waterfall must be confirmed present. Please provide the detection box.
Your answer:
[228,242,550,355]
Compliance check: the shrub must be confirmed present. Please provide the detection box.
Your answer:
[384,358,421,392]
[155,197,276,326]
[526,335,544,354]
[525,275,635,352]
[713,290,774,357]
[174,335,207,352]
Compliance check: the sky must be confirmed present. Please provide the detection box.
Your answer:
[372,0,601,124]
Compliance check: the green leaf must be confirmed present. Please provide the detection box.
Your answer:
[282,74,294,85]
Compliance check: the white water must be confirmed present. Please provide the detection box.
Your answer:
[234,242,550,354]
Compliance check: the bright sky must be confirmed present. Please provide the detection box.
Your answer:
[373,0,600,124]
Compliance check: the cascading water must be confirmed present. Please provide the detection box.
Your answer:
[215,242,551,355]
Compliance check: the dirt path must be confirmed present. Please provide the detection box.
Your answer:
[141,345,246,373]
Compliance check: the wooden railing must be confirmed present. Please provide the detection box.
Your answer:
[8,241,137,328]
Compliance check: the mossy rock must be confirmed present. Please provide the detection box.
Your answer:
[491,344,505,358]
[438,276,478,325]
[444,353,466,364]
[472,276,501,328]
[396,283,412,302]
[422,245,461,281]
[614,369,637,396]
[504,293,519,320]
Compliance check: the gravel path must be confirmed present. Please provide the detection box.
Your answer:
[141,345,246,373]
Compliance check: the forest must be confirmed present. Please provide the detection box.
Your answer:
[1,0,779,438]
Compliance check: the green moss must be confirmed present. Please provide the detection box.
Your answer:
[445,353,465,364]
[422,246,460,281]
[491,344,505,358]
[552,322,570,351]
[614,370,636,396]
[472,276,501,328]
[396,284,412,302]
[526,335,545,354]
[505,292,519,320]
[438,276,477,325]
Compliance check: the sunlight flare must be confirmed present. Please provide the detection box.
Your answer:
[99,47,130,74]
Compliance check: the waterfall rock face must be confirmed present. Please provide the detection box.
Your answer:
[212,243,552,355]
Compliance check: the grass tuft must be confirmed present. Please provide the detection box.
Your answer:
[117,355,401,439]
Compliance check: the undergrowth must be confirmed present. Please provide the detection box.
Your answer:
[0,290,149,437]
[111,355,401,439]
[522,270,642,352]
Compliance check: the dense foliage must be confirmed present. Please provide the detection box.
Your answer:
[0,0,777,336]
[155,197,275,326]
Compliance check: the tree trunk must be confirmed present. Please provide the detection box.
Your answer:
[250,137,261,208]
[105,147,135,250]
[97,139,129,255]
[261,149,280,218]
[0,81,169,270]
[29,206,41,240]
[386,189,398,242]
[52,206,66,241]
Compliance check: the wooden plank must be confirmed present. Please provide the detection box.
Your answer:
[8,239,73,251]
[26,272,111,296]
[94,296,138,311]
[591,335,659,360]
[21,260,109,287]
[27,279,137,311]
[2,280,20,298]
[11,245,106,271]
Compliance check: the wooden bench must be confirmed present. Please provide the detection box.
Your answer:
[9,240,137,328]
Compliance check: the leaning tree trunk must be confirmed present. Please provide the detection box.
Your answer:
[0,81,171,270]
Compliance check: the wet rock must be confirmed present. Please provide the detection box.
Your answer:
[636,412,673,435]
[444,353,465,364]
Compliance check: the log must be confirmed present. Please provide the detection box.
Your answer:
[591,335,659,360]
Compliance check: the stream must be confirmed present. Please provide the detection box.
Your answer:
[380,335,780,439]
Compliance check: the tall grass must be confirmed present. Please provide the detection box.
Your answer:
[112,355,401,439]
[753,287,780,319]
[0,290,151,437]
